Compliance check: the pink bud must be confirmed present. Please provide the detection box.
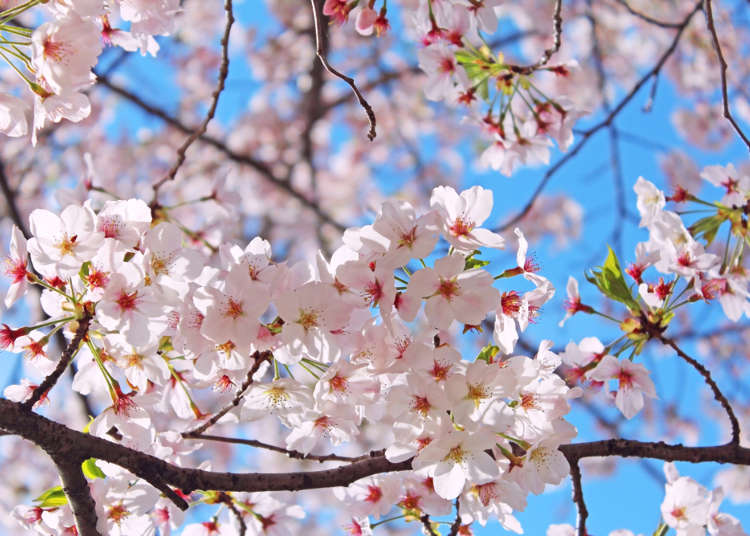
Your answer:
[355,7,377,36]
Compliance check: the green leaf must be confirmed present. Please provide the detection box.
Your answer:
[464,250,490,270]
[587,247,639,311]
[81,458,105,480]
[454,50,477,65]
[477,77,490,102]
[82,415,95,434]
[689,215,723,246]
[34,486,68,507]
[475,344,499,363]
[79,261,91,279]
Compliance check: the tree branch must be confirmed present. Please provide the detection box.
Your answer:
[309,0,377,141]
[495,1,702,232]
[656,333,741,446]
[612,0,685,29]
[152,0,236,199]
[94,74,347,232]
[182,350,272,437]
[568,460,589,536]
[703,0,750,151]
[0,398,413,498]
[186,433,384,464]
[21,312,92,411]
[54,457,103,536]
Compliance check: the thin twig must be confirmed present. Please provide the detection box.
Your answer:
[535,0,563,69]
[95,74,347,232]
[494,1,703,232]
[309,0,376,141]
[223,495,247,536]
[656,333,741,446]
[568,460,589,536]
[613,0,685,28]
[21,312,91,411]
[703,0,750,151]
[152,0,235,200]
[420,514,439,536]
[187,433,384,463]
[182,350,272,437]
[448,498,462,536]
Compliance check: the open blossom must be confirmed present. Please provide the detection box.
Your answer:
[0,94,29,138]
[194,261,271,352]
[4,226,29,308]
[431,186,504,252]
[27,204,104,277]
[588,355,657,419]
[412,429,500,500]
[97,261,168,346]
[661,463,711,535]
[31,17,103,94]
[404,254,500,330]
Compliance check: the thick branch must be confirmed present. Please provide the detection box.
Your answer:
[54,457,103,536]
[0,398,412,498]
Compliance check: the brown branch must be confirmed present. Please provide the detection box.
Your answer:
[420,514,439,536]
[54,457,103,536]
[533,0,563,70]
[182,350,272,437]
[494,1,703,232]
[6,397,750,531]
[448,498,462,536]
[94,75,347,232]
[223,494,247,536]
[0,398,413,497]
[656,333,741,446]
[187,433,385,463]
[2,161,97,419]
[568,460,589,536]
[703,0,750,151]
[612,0,685,28]
[309,0,376,141]
[21,312,91,411]
[153,0,235,200]
[559,438,748,463]
[0,160,27,235]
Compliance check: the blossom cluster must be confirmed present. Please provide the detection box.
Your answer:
[326,0,586,176]
[0,0,178,143]
[4,185,581,535]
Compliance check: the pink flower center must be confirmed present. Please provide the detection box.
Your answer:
[437,277,460,300]
[449,217,474,237]
[116,289,139,311]
[223,298,244,319]
[4,257,27,283]
[365,485,383,503]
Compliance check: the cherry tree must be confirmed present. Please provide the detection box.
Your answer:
[0,0,749,535]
